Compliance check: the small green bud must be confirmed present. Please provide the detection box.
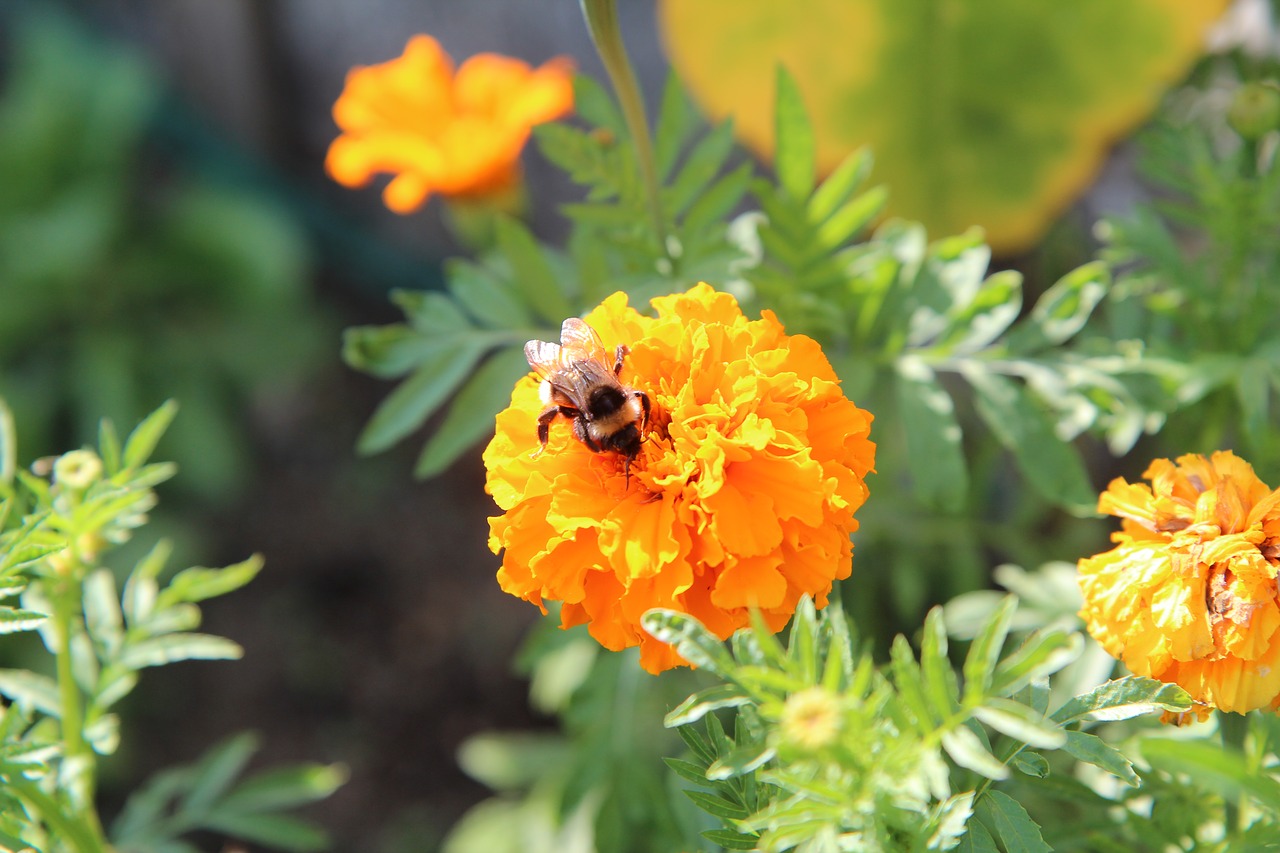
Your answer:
[54,449,103,490]
[1228,81,1280,141]
[778,687,843,752]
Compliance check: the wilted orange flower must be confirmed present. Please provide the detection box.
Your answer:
[1078,451,1280,717]
[325,35,573,213]
[484,284,875,674]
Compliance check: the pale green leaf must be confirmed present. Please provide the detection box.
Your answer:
[896,357,968,510]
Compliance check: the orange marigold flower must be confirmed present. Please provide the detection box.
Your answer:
[325,35,573,213]
[484,284,876,674]
[1078,451,1280,716]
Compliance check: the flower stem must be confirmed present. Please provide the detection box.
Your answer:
[52,575,107,847]
[579,0,670,263]
[1219,710,1249,839]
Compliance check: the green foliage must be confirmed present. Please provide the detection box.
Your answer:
[0,401,343,852]
[643,599,1195,852]
[747,71,1179,515]
[1099,72,1280,468]
[113,732,348,853]
[443,620,713,853]
[0,12,325,500]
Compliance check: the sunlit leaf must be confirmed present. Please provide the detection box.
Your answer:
[659,0,1229,252]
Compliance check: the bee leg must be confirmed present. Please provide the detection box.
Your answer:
[573,417,603,453]
[532,406,562,458]
[612,344,630,376]
[636,390,651,434]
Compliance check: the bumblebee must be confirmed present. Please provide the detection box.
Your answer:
[524,318,651,478]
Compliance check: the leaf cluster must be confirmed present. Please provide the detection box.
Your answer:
[0,401,344,852]
[642,599,1193,852]
[1098,75,1280,466]
[442,622,710,853]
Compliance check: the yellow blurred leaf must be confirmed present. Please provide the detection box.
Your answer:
[658,0,1229,253]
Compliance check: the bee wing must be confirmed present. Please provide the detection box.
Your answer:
[558,318,613,371]
[523,338,564,382]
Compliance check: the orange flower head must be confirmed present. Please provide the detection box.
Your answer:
[325,35,573,213]
[1078,451,1280,715]
[484,284,876,674]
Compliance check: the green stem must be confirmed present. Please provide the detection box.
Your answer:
[579,0,670,262]
[10,778,107,853]
[1220,711,1249,840]
[52,576,107,847]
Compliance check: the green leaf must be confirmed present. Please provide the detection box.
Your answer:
[122,399,178,470]
[356,342,487,456]
[962,596,1015,705]
[773,66,815,201]
[807,148,872,223]
[641,609,736,677]
[701,829,762,851]
[1005,262,1109,352]
[964,369,1095,514]
[203,812,329,852]
[929,791,976,851]
[1142,738,1280,812]
[1061,730,1139,786]
[494,217,572,323]
[447,259,535,329]
[83,569,123,653]
[413,348,529,479]
[666,121,738,217]
[896,357,968,510]
[219,762,349,814]
[706,743,775,781]
[972,699,1065,749]
[391,289,471,335]
[938,270,1023,354]
[0,669,60,716]
[920,607,958,721]
[155,555,263,609]
[972,790,1050,853]
[655,72,697,182]
[955,816,1000,853]
[1052,676,1191,724]
[85,713,120,755]
[123,539,172,627]
[665,684,753,728]
[0,606,45,634]
[1011,751,1049,778]
[0,399,14,487]
[682,161,753,234]
[663,757,710,786]
[813,184,888,250]
[684,790,749,820]
[990,630,1082,697]
[1236,357,1271,450]
[941,725,1008,781]
[342,324,446,379]
[572,73,625,134]
[182,732,260,816]
[119,633,243,669]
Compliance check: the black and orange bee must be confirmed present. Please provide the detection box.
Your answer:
[524,318,651,477]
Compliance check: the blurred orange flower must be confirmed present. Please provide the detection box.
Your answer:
[1078,451,1280,717]
[484,284,876,673]
[325,35,573,213]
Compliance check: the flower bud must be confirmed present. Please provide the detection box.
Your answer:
[54,450,103,491]
[778,687,843,753]
[1227,81,1280,141]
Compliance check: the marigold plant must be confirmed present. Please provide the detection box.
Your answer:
[1078,451,1280,716]
[484,284,875,673]
[325,34,573,213]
